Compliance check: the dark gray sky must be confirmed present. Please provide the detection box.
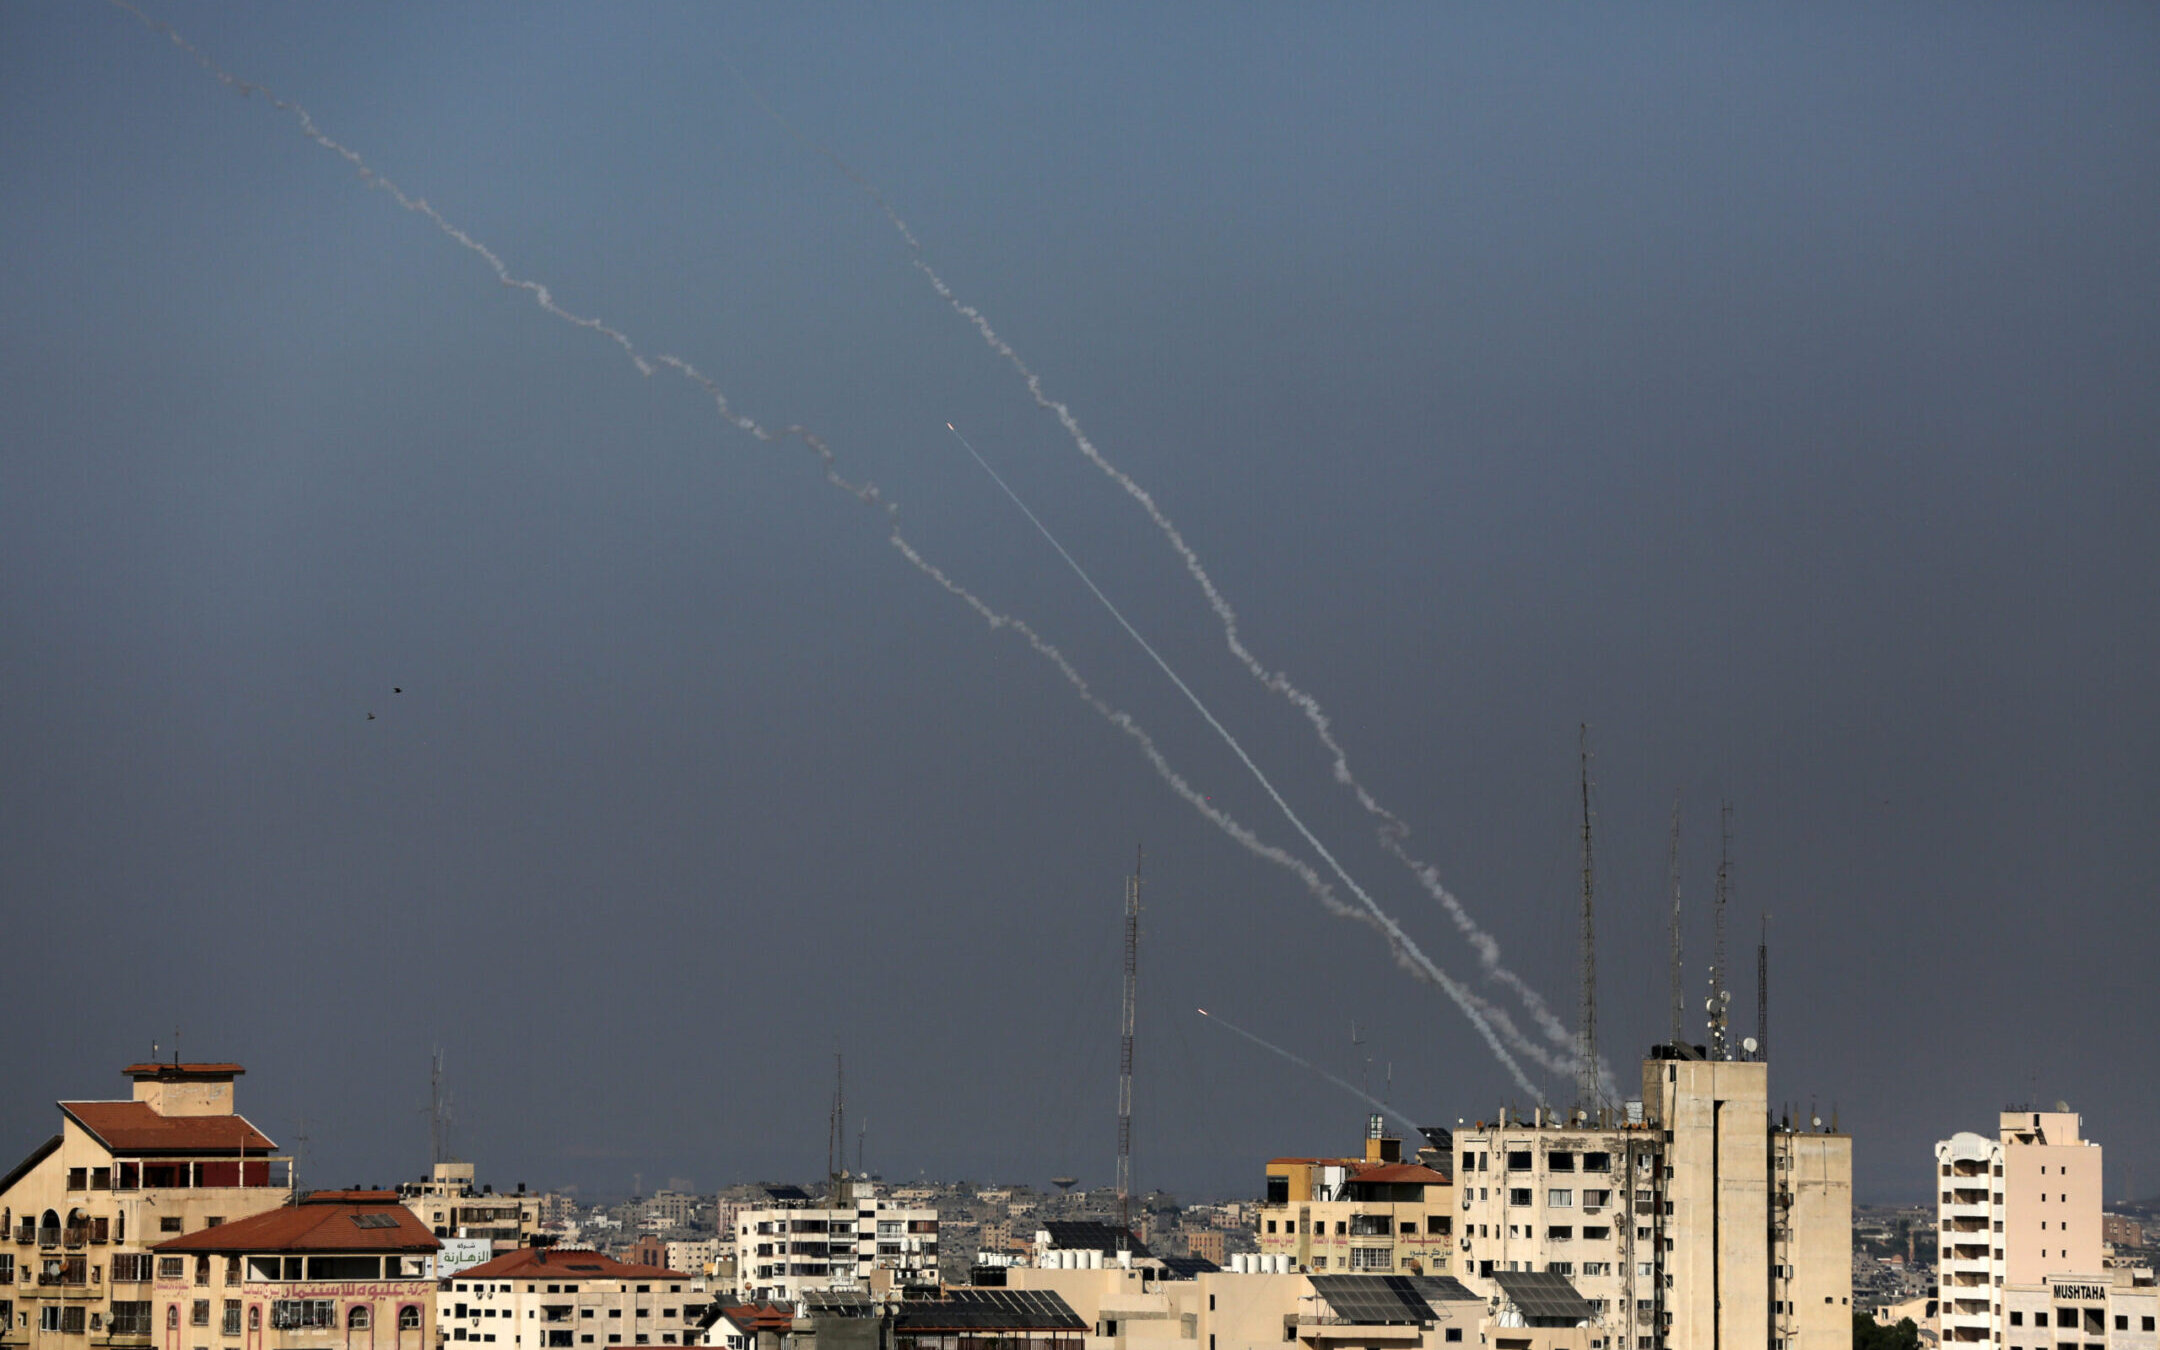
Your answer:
[3,3,2156,1205]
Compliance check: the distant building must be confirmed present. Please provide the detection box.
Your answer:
[734,1179,938,1303]
[399,1162,539,1246]
[1008,1266,1480,1350]
[151,1189,439,1350]
[442,1246,696,1349]
[1257,1117,1455,1276]
[666,1240,719,1278]
[0,1060,293,1350]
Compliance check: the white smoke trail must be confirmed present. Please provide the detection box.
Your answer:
[948,423,1537,1093]
[1197,1009,1425,1139]
[111,1,1546,1095]
[724,67,1584,1081]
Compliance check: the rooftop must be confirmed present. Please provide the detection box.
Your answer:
[458,1247,691,1282]
[61,1100,275,1154]
[154,1193,437,1255]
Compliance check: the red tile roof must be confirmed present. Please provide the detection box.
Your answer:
[61,1101,275,1154]
[455,1248,691,1283]
[123,1063,246,1079]
[717,1304,796,1333]
[155,1195,438,1254]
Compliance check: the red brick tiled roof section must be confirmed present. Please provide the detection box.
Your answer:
[61,1101,275,1153]
[155,1200,438,1254]
[718,1304,796,1333]
[123,1063,246,1078]
[456,1248,692,1282]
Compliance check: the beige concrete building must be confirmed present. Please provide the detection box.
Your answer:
[443,1247,694,1349]
[0,1062,293,1350]
[1452,1050,1850,1350]
[397,1165,538,1246]
[1257,1120,1455,1276]
[150,1190,438,1350]
[1936,1108,2110,1350]
[1006,1266,1482,1350]
[2001,1272,2157,1350]
[734,1181,938,1303]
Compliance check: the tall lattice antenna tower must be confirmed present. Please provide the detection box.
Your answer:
[1708,804,1733,1059]
[1756,914,1769,1061]
[1667,796,1684,1050]
[827,1052,845,1185]
[427,1049,452,1166]
[1116,846,1141,1240]
[1576,724,1598,1116]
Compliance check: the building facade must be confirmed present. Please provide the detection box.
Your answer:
[0,1063,293,1350]
[733,1181,938,1304]
[1257,1121,1455,1277]
[149,1190,438,1350]
[1937,1109,2115,1350]
[442,1248,695,1350]
[1451,1049,1851,1350]
[397,1166,537,1246]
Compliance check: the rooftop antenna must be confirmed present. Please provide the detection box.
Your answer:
[427,1049,452,1166]
[1577,724,1598,1114]
[1666,796,1684,1050]
[1756,913,1769,1062]
[1351,1021,1370,1101]
[1707,804,1732,1059]
[827,1051,845,1186]
[1116,845,1141,1243]
[857,1116,867,1179]
[291,1115,310,1195]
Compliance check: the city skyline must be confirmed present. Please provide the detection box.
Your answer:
[3,4,2156,1204]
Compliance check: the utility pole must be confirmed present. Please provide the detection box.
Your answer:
[1116,846,1141,1243]
[1577,724,1598,1117]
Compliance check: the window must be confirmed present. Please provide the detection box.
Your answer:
[271,1301,337,1330]
[1348,1247,1390,1272]
[160,1218,184,1234]
[43,1307,63,1333]
[169,1307,181,1330]
[115,1254,154,1282]
[1583,1190,1612,1208]
[1446,1332,1462,1343]
[1549,1153,1575,1172]
[111,1302,153,1336]
[1507,1152,1533,1171]
[1548,1227,1574,1241]
[2035,1314,2049,1328]
[250,1308,261,1332]
[223,1301,242,1336]
[1549,1191,1574,1207]
[191,1301,210,1328]
[349,1308,371,1331]
[2012,1314,2024,1327]
[1583,1153,1610,1173]
[1509,1190,1532,1207]
[1584,1227,1611,1241]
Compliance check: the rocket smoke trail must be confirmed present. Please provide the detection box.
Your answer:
[1197,1009,1424,1138]
[725,65,1584,1083]
[948,424,1536,1093]
[106,3,1548,1093]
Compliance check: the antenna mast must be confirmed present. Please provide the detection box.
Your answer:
[1577,724,1598,1116]
[428,1049,450,1167]
[1708,805,1732,1059]
[1756,914,1769,1061]
[1667,796,1684,1050]
[1116,846,1141,1240]
[827,1052,845,1185]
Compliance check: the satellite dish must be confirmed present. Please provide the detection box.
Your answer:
[1811,1116,1822,1130]
[1706,999,1717,1012]
[1742,1037,1759,1055]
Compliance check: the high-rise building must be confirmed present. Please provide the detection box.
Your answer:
[1453,1048,1850,1350]
[1935,1107,2112,1350]
[1255,1118,1455,1276]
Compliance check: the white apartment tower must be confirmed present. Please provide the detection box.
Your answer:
[1934,1107,2107,1349]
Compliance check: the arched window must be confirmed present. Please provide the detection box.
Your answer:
[167,1306,180,1329]
[348,1307,371,1330]
[250,1307,262,1331]
[398,1307,421,1331]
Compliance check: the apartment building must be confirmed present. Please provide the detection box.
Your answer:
[1936,1108,2117,1350]
[1256,1119,1455,1276]
[149,1190,438,1350]
[442,1247,694,1349]
[0,1062,293,1350]
[734,1180,938,1304]
[1007,1265,1483,1350]
[1453,1048,1850,1350]
[2001,1274,2158,1350]
[398,1164,539,1245]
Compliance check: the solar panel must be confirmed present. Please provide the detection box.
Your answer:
[349,1214,401,1229]
[1491,1271,1593,1323]
[1309,1276,1429,1325]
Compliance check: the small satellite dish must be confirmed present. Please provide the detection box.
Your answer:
[1706,999,1717,1012]
[1742,1037,1759,1055]
[1811,1116,1823,1130]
